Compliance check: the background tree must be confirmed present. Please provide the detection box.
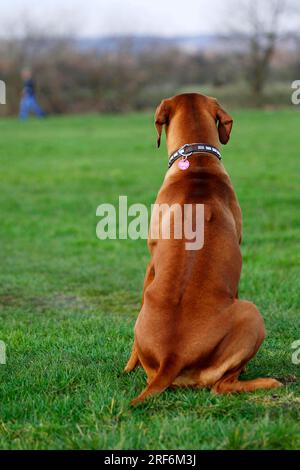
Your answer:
[225,0,298,106]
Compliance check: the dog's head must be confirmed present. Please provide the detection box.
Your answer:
[154,93,233,149]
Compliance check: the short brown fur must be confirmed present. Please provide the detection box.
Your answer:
[125,93,282,405]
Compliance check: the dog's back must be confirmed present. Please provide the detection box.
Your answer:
[128,94,281,405]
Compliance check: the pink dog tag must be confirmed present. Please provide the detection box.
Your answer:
[178,159,190,171]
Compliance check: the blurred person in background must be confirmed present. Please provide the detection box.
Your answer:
[19,68,46,120]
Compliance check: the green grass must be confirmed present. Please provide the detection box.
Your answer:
[0,109,299,450]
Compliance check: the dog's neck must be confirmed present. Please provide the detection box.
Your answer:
[165,113,222,174]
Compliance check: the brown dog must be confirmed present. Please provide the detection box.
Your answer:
[125,93,282,405]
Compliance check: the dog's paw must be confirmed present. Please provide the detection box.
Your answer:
[268,379,283,389]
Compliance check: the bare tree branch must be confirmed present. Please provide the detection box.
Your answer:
[221,0,299,105]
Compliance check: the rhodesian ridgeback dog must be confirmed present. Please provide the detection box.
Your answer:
[125,93,282,405]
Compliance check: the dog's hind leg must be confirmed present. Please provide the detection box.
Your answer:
[125,263,155,373]
[209,300,282,394]
[213,372,282,394]
[124,339,140,373]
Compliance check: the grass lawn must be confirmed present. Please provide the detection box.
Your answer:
[0,109,299,450]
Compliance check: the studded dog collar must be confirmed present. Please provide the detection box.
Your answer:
[168,143,222,170]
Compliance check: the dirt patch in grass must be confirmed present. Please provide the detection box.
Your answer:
[0,293,90,312]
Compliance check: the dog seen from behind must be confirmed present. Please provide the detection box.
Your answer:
[125,93,282,405]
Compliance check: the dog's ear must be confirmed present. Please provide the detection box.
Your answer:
[217,104,233,145]
[155,99,170,148]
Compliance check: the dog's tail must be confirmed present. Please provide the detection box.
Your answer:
[130,355,181,406]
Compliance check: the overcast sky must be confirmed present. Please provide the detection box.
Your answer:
[1,0,299,37]
[1,0,226,36]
